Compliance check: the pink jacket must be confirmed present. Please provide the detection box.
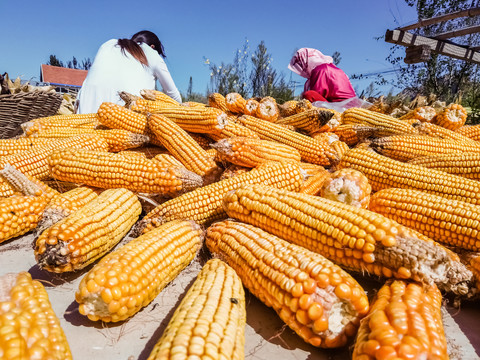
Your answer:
[304,63,356,102]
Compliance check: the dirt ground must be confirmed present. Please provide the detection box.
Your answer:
[1,233,479,360]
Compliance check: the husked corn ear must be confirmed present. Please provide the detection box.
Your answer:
[220,165,250,180]
[152,153,186,168]
[25,127,96,139]
[96,129,150,152]
[0,134,109,183]
[278,100,299,117]
[123,146,167,159]
[188,132,212,149]
[225,92,246,114]
[206,117,260,141]
[244,97,260,116]
[0,137,83,156]
[433,103,467,130]
[320,168,371,209]
[36,186,98,236]
[35,188,142,272]
[342,108,419,135]
[369,188,480,252]
[0,272,72,359]
[338,148,480,206]
[400,105,436,122]
[295,162,327,177]
[206,220,369,348]
[371,135,480,162]
[223,184,473,295]
[257,96,279,122]
[456,124,480,141]
[276,109,333,134]
[150,106,228,134]
[414,121,477,143]
[22,113,98,137]
[299,169,331,195]
[0,195,48,243]
[208,92,229,112]
[211,136,301,168]
[49,149,202,195]
[75,220,202,322]
[137,161,304,233]
[97,102,148,133]
[140,89,180,105]
[0,163,58,200]
[332,124,370,146]
[146,258,246,359]
[408,151,480,180]
[236,115,339,166]
[148,114,221,182]
[352,280,447,360]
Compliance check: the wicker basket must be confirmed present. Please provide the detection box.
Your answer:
[0,91,63,139]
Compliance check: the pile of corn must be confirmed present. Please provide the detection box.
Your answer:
[1,88,480,359]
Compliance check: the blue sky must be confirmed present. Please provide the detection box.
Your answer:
[1,0,418,97]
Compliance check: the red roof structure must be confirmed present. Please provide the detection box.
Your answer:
[40,64,88,87]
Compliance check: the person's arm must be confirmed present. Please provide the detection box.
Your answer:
[148,54,182,103]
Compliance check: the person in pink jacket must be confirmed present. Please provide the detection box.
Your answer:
[288,48,356,103]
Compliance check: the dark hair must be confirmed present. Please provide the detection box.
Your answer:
[117,30,166,67]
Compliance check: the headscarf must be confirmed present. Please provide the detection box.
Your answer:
[288,48,333,79]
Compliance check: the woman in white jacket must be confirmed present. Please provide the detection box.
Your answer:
[76,30,182,114]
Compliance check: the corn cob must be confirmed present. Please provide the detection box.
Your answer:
[96,129,150,152]
[297,99,315,112]
[148,114,221,182]
[206,117,260,141]
[225,92,246,114]
[338,148,480,206]
[223,184,473,295]
[35,186,99,236]
[299,169,331,195]
[256,96,279,122]
[25,127,96,139]
[147,106,228,134]
[137,161,304,233]
[180,101,206,108]
[140,89,180,105]
[123,146,167,159]
[400,105,436,122]
[414,121,477,143]
[320,168,371,209]
[278,100,299,117]
[49,149,202,195]
[370,135,480,162]
[211,137,301,168]
[0,272,72,359]
[219,165,250,180]
[0,134,109,182]
[456,124,480,141]
[461,252,480,294]
[295,162,327,177]
[312,113,342,134]
[244,98,260,116]
[188,132,212,149]
[152,153,186,168]
[75,220,202,322]
[206,220,369,348]
[122,92,176,115]
[207,92,229,112]
[352,280,447,360]
[236,115,339,166]
[275,109,333,134]
[97,102,148,133]
[0,164,58,243]
[21,113,98,137]
[146,258,245,359]
[0,163,59,200]
[342,108,419,135]
[408,151,480,180]
[433,103,467,130]
[332,124,374,146]
[331,139,350,159]
[35,188,142,272]
[369,187,480,252]
[0,136,101,157]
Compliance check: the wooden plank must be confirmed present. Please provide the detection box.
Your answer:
[434,25,480,40]
[398,7,480,31]
[385,29,480,64]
